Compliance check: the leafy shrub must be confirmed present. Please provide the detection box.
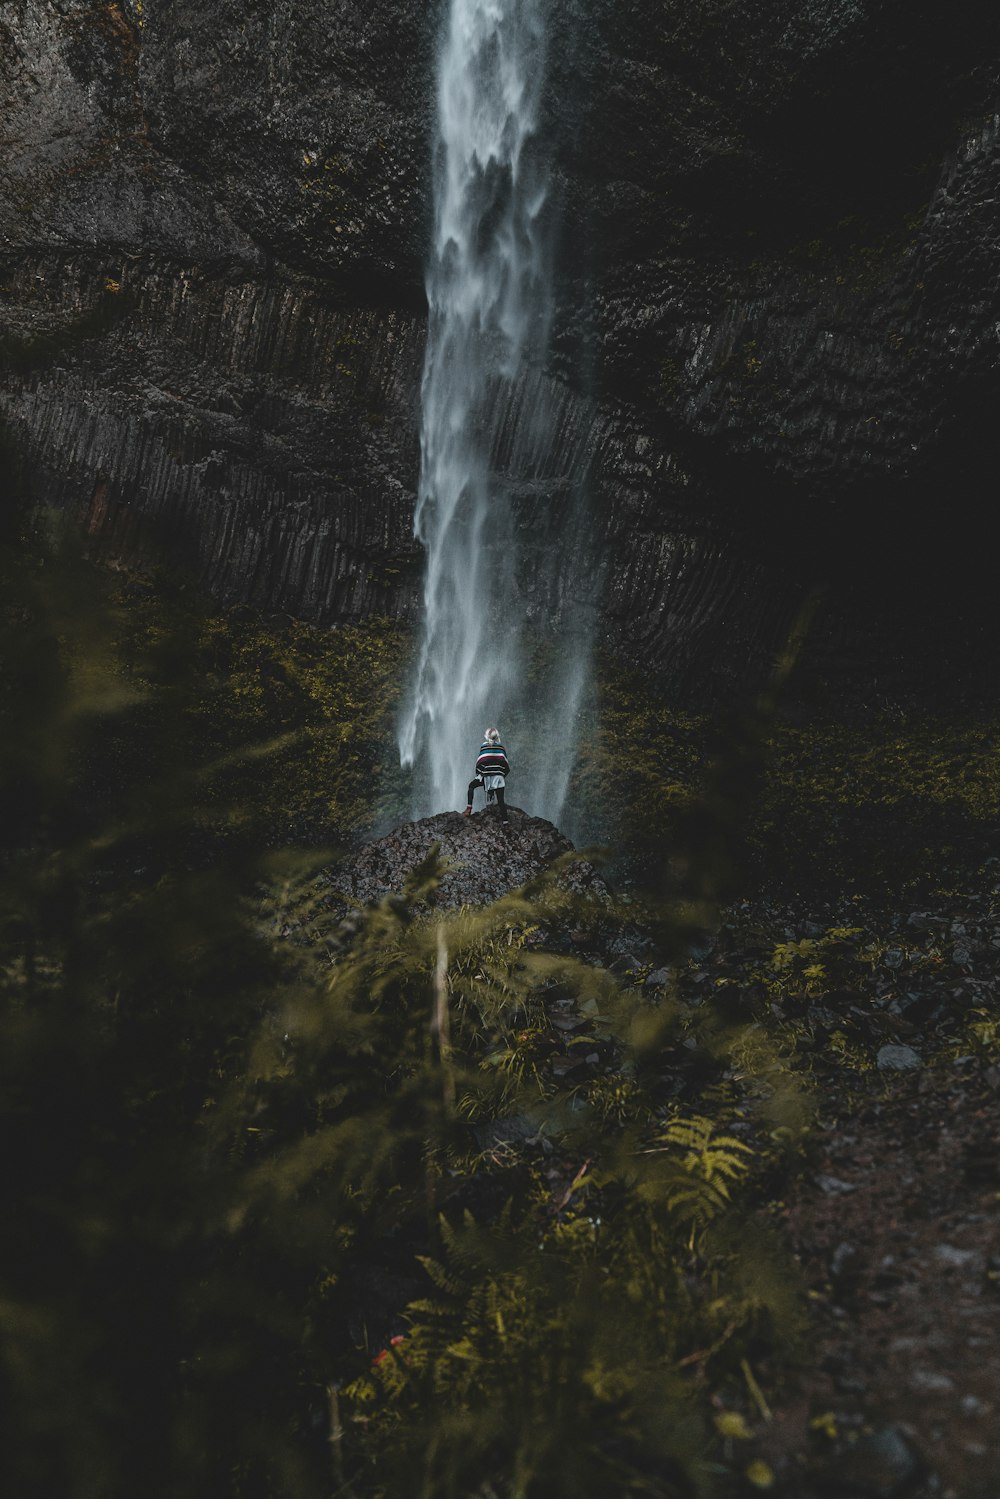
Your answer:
[0,441,809,1496]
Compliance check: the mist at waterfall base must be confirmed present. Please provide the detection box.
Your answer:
[398,0,593,832]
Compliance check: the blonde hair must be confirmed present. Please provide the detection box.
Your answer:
[484,727,501,744]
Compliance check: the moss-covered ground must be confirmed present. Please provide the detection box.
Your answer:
[106,573,412,845]
[7,554,999,1497]
[578,649,1000,905]
[101,585,1000,910]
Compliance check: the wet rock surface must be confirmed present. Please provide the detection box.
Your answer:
[321,804,610,912]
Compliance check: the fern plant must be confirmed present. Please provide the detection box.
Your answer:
[641,1113,754,1230]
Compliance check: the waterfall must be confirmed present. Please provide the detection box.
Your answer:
[399,0,589,825]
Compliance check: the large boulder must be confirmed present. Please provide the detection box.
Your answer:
[322,805,610,912]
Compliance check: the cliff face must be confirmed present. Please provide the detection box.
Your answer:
[553,4,1000,578]
[2,1,998,695]
[0,0,430,622]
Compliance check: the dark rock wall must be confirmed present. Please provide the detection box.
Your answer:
[2,1,998,696]
[549,0,1000,691]
[1,0,433,623]
[556,2,1000,530]
[2,253,425,620]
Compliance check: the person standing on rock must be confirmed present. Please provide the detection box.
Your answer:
[463,728,510,821]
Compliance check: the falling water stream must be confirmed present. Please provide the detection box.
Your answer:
[399,0,589,824]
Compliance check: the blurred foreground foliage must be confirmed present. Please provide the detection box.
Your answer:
[0,514,809,1496]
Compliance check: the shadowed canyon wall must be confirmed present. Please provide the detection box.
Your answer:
[2,1,999,698]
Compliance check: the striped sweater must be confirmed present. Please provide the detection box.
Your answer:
[475,742,510,778]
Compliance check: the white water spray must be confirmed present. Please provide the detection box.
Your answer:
[399,0,591,825]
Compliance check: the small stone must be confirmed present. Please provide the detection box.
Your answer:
[910,1368,955,1394]
[644,966,672,988]
[825,1424,921,1497]
[814,1174,857,1196]
[834,1372,869,1395]
[610,953,643,975]
[952,944,972,966]
[877,1044,923,1071]
[933,1244,979,1270]
[960,1394,988,1417]
[884,948,904,968]
[830,1241,858,1279]
[470,1113,535,1150]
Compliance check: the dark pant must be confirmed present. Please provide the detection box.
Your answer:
[467,778,507,819]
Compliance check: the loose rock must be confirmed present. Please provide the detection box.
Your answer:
[877,1044,923,1072]
[823,1423,921,1497]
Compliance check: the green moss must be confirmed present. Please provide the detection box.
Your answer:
[109,575,410,844]
[570,653,706,867]
[757,716,1000,896]
[570,650,1000,899]
[100,576,1000,897]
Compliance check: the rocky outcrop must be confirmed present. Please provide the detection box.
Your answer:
[321,804,610,912]
[2,1,999,694]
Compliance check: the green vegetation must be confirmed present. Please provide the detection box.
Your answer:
[108,575,410,842]
[1,528,813,1497]
[575,650,1000,901]
[757,718,1000,895]
[3,512,998,1494]
[240,857,808,1498]
[573,656,706,876]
